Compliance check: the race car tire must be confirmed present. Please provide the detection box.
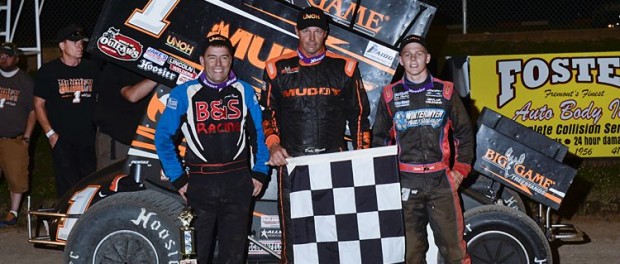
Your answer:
[463,205,552,264]
[462,174,528,213]
[63,190,184,264]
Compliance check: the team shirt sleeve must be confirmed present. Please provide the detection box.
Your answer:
[345,65,371,149]
[154,85,189,189]
[243,82,270,183]
[450,91,475,177]
[371,87,394,147]
[260,65,281,148]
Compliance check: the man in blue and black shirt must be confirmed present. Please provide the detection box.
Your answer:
[155,35,269,263]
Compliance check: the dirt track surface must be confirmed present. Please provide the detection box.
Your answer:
[0,215,618,264]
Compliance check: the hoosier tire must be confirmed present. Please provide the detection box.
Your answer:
[463,205,552,264]
[63,190,184,264]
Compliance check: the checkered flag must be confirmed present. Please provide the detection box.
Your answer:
[286,146,405,264]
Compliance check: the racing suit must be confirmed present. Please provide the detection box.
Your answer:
[372,75,474,264]
[261,49,371,263]
[155,76,269,263]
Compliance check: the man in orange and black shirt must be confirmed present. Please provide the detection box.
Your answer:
[260,6,370,263]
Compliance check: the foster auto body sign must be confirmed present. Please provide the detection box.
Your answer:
[470,51,620,158]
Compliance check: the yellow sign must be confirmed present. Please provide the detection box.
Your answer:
[470,51,620,158]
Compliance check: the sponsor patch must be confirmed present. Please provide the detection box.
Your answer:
[259,229,282,240]
[426,98,443,105]
[260,215,280,228]
[137,59,178,81]
[280,66,299,75]
[143,47,168,66]
[394,108,446,130]
[169,64,197,78]
[248,240,282,255]
[167,97,178,110]
[364,41,397,67]
[176,74,193,85]
[395,99,409,108]
[165,32,197,57]
[426,89,443,98]
[394,91,409,107]
[167,56,197,78]
[97,27,143,61]
[394,91,409,101]
[130,159,151,166]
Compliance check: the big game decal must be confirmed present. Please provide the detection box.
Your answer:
[474,108,577,210]
[288,0,436,41]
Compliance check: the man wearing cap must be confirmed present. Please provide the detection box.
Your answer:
[260,6,371,263]
[155,34,269,263]
[372,34,474,264]
[34,24,100,197]
[0,42,35,227]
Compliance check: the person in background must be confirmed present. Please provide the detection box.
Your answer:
[0,42,35,227]
[94,63,158,169]
[155,35,269,263]
[372,34,474,264]
[34,24,100,198]
[260,6,371,263]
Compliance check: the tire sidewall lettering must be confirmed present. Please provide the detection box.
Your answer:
[64,191,183,264]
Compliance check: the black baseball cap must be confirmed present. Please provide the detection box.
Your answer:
[296,6,329,31]
[200,34,234,55]
[400,34,428,52]
[56,24,89,42]
[0,42,20,56]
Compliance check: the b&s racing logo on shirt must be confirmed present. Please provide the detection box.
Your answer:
[97,27,143,61]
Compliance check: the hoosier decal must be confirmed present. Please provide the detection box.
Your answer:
[137,59,177,81]
[97,27,143,61]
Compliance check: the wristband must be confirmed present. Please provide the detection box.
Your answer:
[23,137,30,143]
[45,129,56,138]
